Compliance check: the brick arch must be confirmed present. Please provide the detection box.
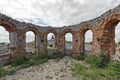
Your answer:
[43,29,57,52]
[0,21,17,58]
[79,26,94,53]
[99,14,120,55]
[22,27,42,39]
[61,29,74,36]
[60,29,74,55]
[0,21,16,32]
[44,29,57,38]
[102,14,120,29]
[80,26,93,35]
[23,27,39,35]
[22,27,43,54]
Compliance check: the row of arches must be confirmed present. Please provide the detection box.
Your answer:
[0,16,119,57]
[0,25,93,55]
[25,31,93,55]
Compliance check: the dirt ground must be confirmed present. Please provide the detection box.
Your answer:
[1,57,82,80]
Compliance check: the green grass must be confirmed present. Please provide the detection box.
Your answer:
[73,54,85,60]
[0,65,16,77]
[71,53,120,80]
[0,52,64,78]
[84,53,108,68]
[47,46,56,50]
[71,62,119,80]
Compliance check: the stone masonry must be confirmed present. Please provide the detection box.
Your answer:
[0,4,120,59]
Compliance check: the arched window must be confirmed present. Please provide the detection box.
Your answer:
[25,31,35,53]
[115,23,120,54]
[85,30,93,52]
[65,32,73,50]
[47,33,55,50]
[0,26,9,54]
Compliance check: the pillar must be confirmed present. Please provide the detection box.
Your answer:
[16,31,26,56]
[9,32,18,57]
[35,35,41,53]
[72,32,81,55]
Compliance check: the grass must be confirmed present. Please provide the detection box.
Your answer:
[73,54,85,60]
[47,46,56,50]
[71,62,119,80]
[0,65,16,77]
[84,52,108,68]
[1,51,120,80]
[0,52,64,78]
[71,53,120,80]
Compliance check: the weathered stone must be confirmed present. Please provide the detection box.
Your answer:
[0,4,120,58]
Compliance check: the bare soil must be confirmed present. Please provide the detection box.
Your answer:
[1,57,82,80]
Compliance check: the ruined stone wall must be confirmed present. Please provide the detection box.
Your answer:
[0,4,120,60]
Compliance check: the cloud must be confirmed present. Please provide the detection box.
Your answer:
[0,0,120,26]
[0,0,120,42]
[30,0,120,26]
[0,26,9,42]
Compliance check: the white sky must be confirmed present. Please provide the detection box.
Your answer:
[0,0,120,42]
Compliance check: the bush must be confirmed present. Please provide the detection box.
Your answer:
[31,54,48,65]
[73,54,85,60]
[85,52,108,68]
[108,59,120,78]
[48,52,63,59]
[98,52,108,68]
[84,55,97,64]
[71,62,118,80]
[71,63,86,75]
[0,66,7,77]
[11,56,30,66]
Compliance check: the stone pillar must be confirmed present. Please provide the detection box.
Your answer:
[56,34,65,54]
[9,32,18,57]
[72,32,81,55]
[35,35,41,54]
[16,31,26,56]
[80,32,85,53]
[55,34,61,53]
[93,26,115,60]
[40,34,47,54]
[92,28,103,55]
[101,27,115,55]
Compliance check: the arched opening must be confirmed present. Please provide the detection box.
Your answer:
[85,30,93,54]
[102,19,120,60]
[47,33,56,55]
[0,25,9,54]
[115,23,120,59]
[47,33,55,50]
[65,32,73,55]
[25,31,35,53]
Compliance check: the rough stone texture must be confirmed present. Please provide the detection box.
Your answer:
[0,4,120,59]
[0,53,11,65]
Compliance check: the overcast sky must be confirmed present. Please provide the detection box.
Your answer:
[0,0,120,42]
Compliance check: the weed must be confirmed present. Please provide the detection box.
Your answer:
[73,54,85,60]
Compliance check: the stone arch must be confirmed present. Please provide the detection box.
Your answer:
[79,26,94,53]
[22,27,43,54]
[44,29,57,45]
[0,21,17,57]
[102,14,120,30]
[44,29,57,38]
[0,21,16,32]
[99,14,120,56]
[61,29,74,36]
[44,29,57,54]
[61,29,74,55]
[23,27,41,37]
[80,26,93,35]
